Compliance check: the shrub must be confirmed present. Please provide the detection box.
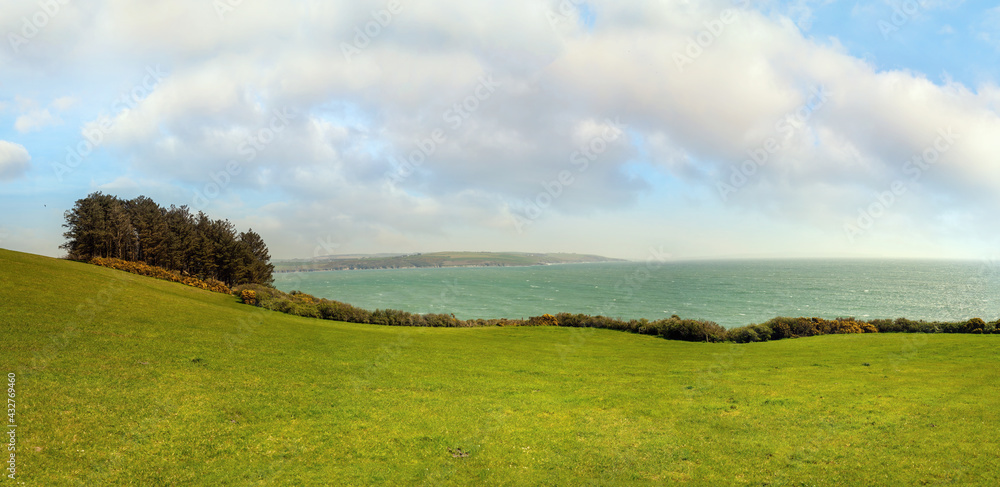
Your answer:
[317,300,372,323]
[466,318,521,327]
[636,319,656,335]
[749,323,773,341]
[965,317,987,334]
[421,313,466,327]
[729,326,761,343]
[554,313,584,328]
[272,298,295,314]
[289,290,317,304]
[827,319,863,334]
[240,289,258,306]
[90,257,231,294]
[204,278,229,294]
[294,303,321,319]
[859,321,878,333]
[527,314,559,327]
[762,318,796,339]
[227,281,996,342]
[792,318,822,337]
[656,318,727,343]
[939,321,964,334]
[371,309,414,326]
[871,318,900,333]
[882,318,937,334]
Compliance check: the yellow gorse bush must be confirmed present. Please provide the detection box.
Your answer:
[240,289,258,306]
[90,257,231,294]
[526,314,559,327]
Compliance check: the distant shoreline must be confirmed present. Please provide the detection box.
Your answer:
[274,251,626,273]
[274,260,625,273]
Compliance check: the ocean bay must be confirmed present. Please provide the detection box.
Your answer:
[274,259,1000,328]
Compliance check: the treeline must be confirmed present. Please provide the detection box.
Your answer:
[232,284,1000,343]
[62,192,274,286]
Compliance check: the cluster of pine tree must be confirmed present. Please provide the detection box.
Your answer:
[61,192,274,286]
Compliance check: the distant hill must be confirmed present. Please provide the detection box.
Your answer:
[274,251,626,272]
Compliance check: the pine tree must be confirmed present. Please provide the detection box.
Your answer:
[240,229,274,285]
[62,193,274,287]
[108,199,134,260]
[164,205,196,273]
[61,192,116,259]
[126,196,169,266]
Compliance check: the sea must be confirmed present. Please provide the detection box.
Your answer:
[273,259,1000,328]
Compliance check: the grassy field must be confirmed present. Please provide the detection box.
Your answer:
[274,251,624,272]
[2,248,999,485]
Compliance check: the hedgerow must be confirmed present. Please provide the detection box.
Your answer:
[91,257,231,294]
[233,285,999,344]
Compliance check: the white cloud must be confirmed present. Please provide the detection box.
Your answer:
[11,96,77,133]
[0,141,31,180]
[14,108,58,133]
[95,176,140,191]
[62,3,993,230]
[51,96,79,110]
[2,0,999,259]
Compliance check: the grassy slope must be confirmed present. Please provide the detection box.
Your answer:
[1,248,999,485]
[274,251,624,272]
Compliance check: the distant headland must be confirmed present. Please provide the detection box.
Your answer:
[274,251,626,272]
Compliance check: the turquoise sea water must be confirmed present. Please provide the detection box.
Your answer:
[273,260,1000,328]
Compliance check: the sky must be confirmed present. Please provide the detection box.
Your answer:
[1,0,999,262]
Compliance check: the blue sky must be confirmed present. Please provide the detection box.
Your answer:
[1,0,999,261]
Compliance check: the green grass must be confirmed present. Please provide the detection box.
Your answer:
[2,248,999,485]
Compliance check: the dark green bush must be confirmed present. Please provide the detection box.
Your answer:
[466,318,522,326]
[871,318,900,333]
[762,318,796,339]
[938,321,964,333]
[317,300,372,323]
[272,298,295,314]
[371,309,414,326]
[294,303,321,319]
[883,318,937,333]
[729,326,761,343]
[656,318,727,343]
[749,324,772,341]
[965,317,987,334]
[636,319,656,335]
[420,313,466,327]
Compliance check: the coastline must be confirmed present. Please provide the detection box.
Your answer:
[273,259,624,273]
